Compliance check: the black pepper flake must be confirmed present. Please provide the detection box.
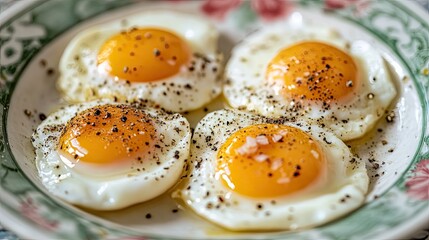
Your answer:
[323,137,332,144]
[145,213,152,219]
[184,84,192,89]
[121,116,127,122]
[373,163,380,169]
[39,113,47,121]
[174,150,180,159]
[112,127,118,132]
[24,109,32,117]
[346,80,353,87]
[293,171,300,177]
[386,112,395,123]
[47,68,54,75]
[256,203,263,210]
[94,109,101,116]
[153,48,161,57]
[96,132,101,136]
[172,209,178,213]
[40,59,47,67]
[155,144,161,148]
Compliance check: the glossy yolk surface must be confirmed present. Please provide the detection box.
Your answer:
[266,41,358,102]
[97,28,191,83]
[58,105,155,165]
[216,124,326,198]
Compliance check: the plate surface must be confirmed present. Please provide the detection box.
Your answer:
[0,0,429,239]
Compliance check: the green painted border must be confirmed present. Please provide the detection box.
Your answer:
[0,0,428,239]
[343,1,428,187]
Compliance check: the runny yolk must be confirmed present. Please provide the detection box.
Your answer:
[58,105,155,166]
[97,27,191,83]
[216,124,326,198]
[266,41,358,103]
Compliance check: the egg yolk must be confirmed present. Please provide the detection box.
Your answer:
[266,41,358,102]
[97,28,191,83]
[216,124,326,198]
[58,105,155,166]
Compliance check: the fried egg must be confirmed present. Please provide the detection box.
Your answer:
[32,101,191,210]
[177,109,368,230]
[58,11,222,112]
[224,25,396,140]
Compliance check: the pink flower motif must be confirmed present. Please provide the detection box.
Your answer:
[20,197,58,231]
[201,0,291,21]
[324,0,370,16]
[324,0,360,9]
[252,0,292,21]
[406,159,429,200]
[324,0,370,14]
[201,0,242,19]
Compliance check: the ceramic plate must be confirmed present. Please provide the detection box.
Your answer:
[1,0,428,239]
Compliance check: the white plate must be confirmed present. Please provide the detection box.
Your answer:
[0,0,428,239]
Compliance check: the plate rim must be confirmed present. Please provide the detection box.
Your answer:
[0,0,428,239]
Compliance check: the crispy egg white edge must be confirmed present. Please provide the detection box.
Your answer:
[178,109,369,230]
[223,24,397,141]
[58,10,223,112]
[32,100,191,210]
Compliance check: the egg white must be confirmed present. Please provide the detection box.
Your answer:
[58,10,223,112]
[223,25,396,141]
[32,100,191,210]
[177,109,368,230]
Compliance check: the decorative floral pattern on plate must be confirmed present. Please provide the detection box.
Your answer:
[0,0,428,239]
[406,159,429,200]
[201,0,292,21]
